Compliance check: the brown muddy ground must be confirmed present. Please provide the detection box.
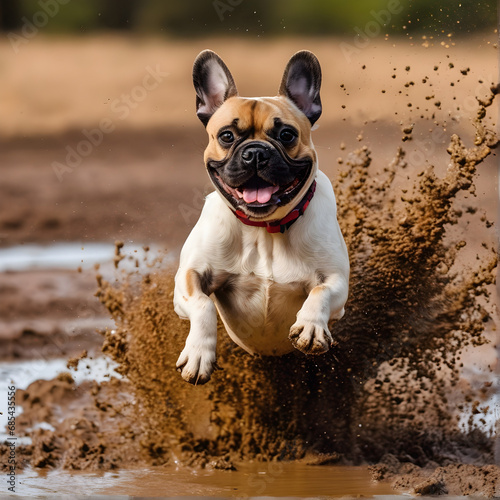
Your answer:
[0,35,499,497]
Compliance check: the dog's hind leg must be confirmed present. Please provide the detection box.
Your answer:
[173,268,218,385]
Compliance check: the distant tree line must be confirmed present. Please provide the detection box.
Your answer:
[0,0,496,36]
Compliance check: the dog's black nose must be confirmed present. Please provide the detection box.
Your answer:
[241,144,271,168]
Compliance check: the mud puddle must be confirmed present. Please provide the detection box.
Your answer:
[16,463,397,497]
[0,242,172,361]
[0,242,171,273]
[0,357,120,443]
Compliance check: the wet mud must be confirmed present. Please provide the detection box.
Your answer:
[3,40,499,496]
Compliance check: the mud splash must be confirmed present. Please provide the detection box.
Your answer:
[11,75,499,495]
[94,86,497,465]
[333,119,498,457]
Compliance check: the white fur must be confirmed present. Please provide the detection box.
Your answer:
[174,169,350,384]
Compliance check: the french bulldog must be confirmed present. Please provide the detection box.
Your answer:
[174,49,349,384]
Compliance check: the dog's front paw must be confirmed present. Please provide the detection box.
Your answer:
[176,344,217,385]
[289,320,332,355]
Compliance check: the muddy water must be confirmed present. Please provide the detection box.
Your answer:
[0,242,170,273]
[18,464,396,497]
[0,357,120,443]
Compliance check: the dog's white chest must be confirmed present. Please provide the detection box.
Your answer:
[240,229,275,279]
[212,229,312,356]
[214,275,308,356]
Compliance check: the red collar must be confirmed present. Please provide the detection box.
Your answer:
[233,180,316,234]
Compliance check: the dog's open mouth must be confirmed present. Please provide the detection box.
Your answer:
[211,172,306,209]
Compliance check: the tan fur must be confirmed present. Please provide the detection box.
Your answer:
[185,269,196,297]
[203,97,318,223]
[205,96,315,164]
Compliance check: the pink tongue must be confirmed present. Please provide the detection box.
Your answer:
[243,186,276,204]
[242,188,258,203]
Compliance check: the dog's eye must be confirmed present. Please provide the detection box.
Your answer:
[219,131,235,145]
[279,129,297,144]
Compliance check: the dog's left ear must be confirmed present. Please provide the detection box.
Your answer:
[193,49,238,126]
[278,51,322,125]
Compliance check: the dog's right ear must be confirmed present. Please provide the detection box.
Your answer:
[193,50,238,127]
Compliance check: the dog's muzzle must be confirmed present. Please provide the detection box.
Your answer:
[207,140,314,218]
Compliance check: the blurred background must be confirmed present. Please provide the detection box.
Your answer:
[0,0,496,36]
[0,0,497,243]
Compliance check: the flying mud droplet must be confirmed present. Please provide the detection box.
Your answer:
[401,123,414,142]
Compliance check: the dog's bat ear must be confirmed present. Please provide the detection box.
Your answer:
[278,50,322,125]
[193,50,238,127]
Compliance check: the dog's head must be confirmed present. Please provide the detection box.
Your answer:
[193,49,322,221]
